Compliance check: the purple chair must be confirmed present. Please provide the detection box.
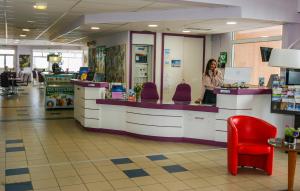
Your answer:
[141,82,159,101]
[172,83,191,103]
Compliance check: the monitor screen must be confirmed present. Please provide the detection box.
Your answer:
[79,67,89,75]
[286,69,300,85]
[224,67,252,84]
[260,47,273,62]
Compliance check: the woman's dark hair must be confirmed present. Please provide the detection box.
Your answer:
[205,59,217,76]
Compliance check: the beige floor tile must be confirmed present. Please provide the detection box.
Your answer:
[182,178,212,189]
[162,181,191,191]
[61,184,88,191]
[85,181,114,191]
[117,163,140,170]
[140,183,168,191]
[32,178,59,190]
[116,187,141,191]
[75,167,99,176]
[80,173,106,183]
[102,171,128,180]
[35,187,61,191]
[97,165,120,173]
[152,174,178,183]
[109,179,137,189]
[5,174,31,184]
[57,176,82,186]
[132,176,157,186]
[173,171,197,180]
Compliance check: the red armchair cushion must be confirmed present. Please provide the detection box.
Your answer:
[238,143,272,155]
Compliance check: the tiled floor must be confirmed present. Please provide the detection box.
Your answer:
[0,86,300,191]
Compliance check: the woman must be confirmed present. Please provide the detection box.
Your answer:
[195,59,223,104]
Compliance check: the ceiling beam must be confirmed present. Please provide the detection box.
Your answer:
[35,0,83,40]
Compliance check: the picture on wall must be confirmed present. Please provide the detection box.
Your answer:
[105,44,126,83]
[171,59,181,67]
[218,52,227,68]
[88,47,96,71]
[19,55,31,68]
[95,46,106,81]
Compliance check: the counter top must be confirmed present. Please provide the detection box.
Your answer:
[214,88,272,95]
[96,99,219,113]
[71,79,109,88]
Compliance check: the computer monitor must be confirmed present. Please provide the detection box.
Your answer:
[260,47,273,62]
[286,68,300,85]
[224,67,252,84]
[79,67,89,75]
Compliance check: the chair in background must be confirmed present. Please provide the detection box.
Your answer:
[227,115,277,176]
[38,72,45,89]
[16,73,30,86]
[141,82,159,101]
[0,73,11,96]
[172,83,191,103]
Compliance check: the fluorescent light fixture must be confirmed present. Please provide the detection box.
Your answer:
[14,41,19,43]
[182,29,191,33]
[20,34,27,37]
[148,24,158,28]
[27,20,35,23]
[260,35,269,38]
[33,2,47,10]
[226,21,237,25]
[90,26,100,30]
[22,28,30,32]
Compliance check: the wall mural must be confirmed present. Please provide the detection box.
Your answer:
[105,44,126,83]
[95,46,106,81]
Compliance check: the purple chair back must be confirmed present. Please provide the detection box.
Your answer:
[141,82,159,101]
[172,83,191,102]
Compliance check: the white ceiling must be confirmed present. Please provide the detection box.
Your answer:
[0,0,283,46]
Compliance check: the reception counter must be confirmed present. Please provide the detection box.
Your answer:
[72,80,109,128]
[73,85,294,146]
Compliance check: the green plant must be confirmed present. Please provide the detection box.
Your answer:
[284,126,299,137]
[134,83,143,95]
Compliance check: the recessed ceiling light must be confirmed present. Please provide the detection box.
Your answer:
[20,34,27,37]
[90,26,100,30]
[226,21,237,25]
[22,28,30,32]
[260,35,269,38]
[148,24,158,28]
[27,20,35,23]
[33,2,47,10]
[182,29,191,33]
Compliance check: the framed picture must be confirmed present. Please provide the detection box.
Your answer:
[19,55,31,68]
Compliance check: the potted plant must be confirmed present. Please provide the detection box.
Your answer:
[134,83,143,101]
[284,126,300,143]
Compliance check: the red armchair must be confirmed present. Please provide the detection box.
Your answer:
[227,115,277,176]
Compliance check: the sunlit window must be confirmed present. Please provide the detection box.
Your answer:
[233,26,282,85]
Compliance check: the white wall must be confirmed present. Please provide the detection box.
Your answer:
[211,33,232,67]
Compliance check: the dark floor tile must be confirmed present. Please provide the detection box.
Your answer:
[111,158,133,165]
[6,168,29,176]
[163,165,187,173]
[5,181,33,191]
[6,139,23,144]
[123,169,149,178]
[147,154,168,161]
[6,147,25,152]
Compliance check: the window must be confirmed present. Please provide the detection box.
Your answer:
[0,49,15,69]
[233,26,282,85]
[33,49,83,71]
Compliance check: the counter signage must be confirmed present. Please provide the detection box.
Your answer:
[45,86,74,109]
